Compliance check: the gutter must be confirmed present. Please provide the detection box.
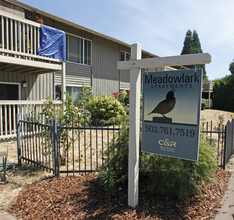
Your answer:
[4,0,158,58]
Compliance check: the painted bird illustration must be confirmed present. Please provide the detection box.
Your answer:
[148,89,176,117]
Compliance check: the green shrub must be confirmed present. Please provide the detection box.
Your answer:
[40,94,88,165]
[113,90,130,114]
[201,99,209,110]
[100,167,117,199]
[106,119,217,200]
[145,134,217,199]
[77,84,93,110]
[105,115,130,182]
[85,94,126,125]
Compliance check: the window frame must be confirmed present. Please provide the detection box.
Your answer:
[66,33,92,66]
[55,84,91,106]
[120,50,131,61]
[0,82,21,100]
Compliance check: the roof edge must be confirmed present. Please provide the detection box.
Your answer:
[4,0,158,58]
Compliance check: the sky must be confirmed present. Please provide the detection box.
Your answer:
[19,0,234,80]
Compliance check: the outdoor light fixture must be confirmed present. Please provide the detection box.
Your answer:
[22,81,27,88]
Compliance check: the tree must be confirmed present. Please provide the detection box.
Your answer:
[181,30,207,81]
[229,61,234,75]
[181,30,193,54]
[213,61,234,112]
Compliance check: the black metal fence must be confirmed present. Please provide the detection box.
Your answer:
[201,119,234,169]
[16,114,120,177]
[16,114,234,175]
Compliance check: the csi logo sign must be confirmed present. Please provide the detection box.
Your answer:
[158,138,176,147]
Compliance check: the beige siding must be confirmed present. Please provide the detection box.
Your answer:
[55,62,91,86]
[0,71,54,100]
[92,35,119,96]
[0,0,24,17]
[120,70,130,90]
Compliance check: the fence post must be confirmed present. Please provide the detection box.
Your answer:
[16,114,21,166]
[53,119,59,177]
[223,125,228,170]
[232,119,234,154]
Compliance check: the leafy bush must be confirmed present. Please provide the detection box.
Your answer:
[100,167,117,199]
[105,115,130,182]
[145,134,217,199]
[201,99,209,110]
[113,90,130,114]
[106,119,217,200]
[77,84,93,111]
[85,94,126,125]
[40,95,88,165]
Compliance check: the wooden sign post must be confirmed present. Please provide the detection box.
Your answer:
[117,43,211,208]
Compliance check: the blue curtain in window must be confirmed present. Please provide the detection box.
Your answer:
[38,25,66,61]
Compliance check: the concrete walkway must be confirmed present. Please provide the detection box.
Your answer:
[214,171,234,220]
[0,211,16,220]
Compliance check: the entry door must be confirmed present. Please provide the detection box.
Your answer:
[0,83,19,100]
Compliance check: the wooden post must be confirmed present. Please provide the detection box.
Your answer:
[128,43,141,208]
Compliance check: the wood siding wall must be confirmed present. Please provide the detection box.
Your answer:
[2,4,162,100]
[120,70,130,90]
[0,71,54,100]
[55,62,91,86]
[0,0,24,18]
[92,35,120,96]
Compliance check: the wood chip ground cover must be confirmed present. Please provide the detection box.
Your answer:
[8,169,230,220]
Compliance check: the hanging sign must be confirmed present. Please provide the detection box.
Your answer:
[141,69,202,161]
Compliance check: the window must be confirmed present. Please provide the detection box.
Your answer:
[66,86,83,105]
[66,35,91,65]
[55,85,83,106]
[120,51,131,61]
[0,83,19,100]
[55,85,61,100]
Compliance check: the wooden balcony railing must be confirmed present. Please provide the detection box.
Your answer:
[0,101,62,140]
[0,11,63,71]
[0,11,40,56]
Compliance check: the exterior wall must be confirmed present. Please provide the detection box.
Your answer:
[23,8,160,97]
[1,2,161,100]
[0,0,24,17]
[0,71,54,100]
[120,70,130,90]
[55,62,91,87]
[92,35,120,96]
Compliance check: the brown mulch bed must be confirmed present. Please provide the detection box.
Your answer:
[9,169,231,220]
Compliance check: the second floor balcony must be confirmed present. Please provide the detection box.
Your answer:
[0,11,63,74]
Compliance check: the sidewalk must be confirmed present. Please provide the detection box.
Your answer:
[0,160,17,220]
[0,211,16,220]
[214,163,234,220]
[214,171,234,220]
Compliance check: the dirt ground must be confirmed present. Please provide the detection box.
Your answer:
[0,109,233,219]
[201,109,234,128]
